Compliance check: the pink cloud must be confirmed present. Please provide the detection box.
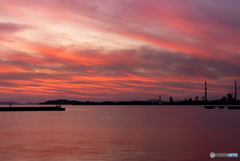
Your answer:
[0,0,240,103]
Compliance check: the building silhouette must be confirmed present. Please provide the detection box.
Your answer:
[227,93,233,101]
[195,96,198,101]
[169,97,173,102]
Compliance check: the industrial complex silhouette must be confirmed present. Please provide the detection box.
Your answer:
[39,81,239,106]
[163,81,238,105]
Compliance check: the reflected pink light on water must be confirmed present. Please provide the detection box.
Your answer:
[0,105,240,160]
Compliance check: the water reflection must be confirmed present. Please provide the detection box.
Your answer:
[0,105,239,160]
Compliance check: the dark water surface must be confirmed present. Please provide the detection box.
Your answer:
[0,105,239,161]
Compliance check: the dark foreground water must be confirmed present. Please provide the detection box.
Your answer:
[0,105,239,161]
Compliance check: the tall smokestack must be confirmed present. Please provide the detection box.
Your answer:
[159,95,161,102]
[235,81,237,100]
[205,81,207,101]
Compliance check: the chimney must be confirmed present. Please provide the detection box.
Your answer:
[205,81,207,101]
[235,81,237,100]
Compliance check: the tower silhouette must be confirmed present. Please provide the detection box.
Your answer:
[205,81,207,101]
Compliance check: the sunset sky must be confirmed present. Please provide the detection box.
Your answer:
[0,0,240,103]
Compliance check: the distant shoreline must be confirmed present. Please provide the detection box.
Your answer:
[38,99,240,106]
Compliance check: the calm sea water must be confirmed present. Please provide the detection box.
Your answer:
[0,105,239,161]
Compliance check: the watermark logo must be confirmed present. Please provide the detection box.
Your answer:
[210,152,238,158]
[210,152,215,158]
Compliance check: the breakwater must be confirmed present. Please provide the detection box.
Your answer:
[0,106,65,111]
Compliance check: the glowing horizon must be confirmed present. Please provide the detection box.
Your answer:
[0,0,240,103]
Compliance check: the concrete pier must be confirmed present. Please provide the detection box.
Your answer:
[204,106,215,109]
[228,106,240,109]
[0,106,65,111]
